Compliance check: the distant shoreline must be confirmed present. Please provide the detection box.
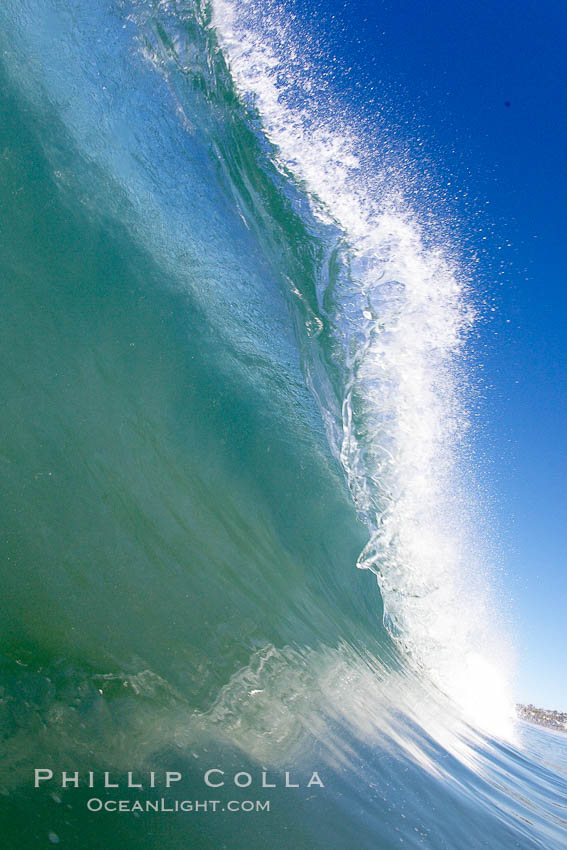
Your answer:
[517,704,567,734]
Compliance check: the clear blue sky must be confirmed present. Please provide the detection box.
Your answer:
[290,0,567,708]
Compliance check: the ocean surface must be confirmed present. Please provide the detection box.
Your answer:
[0,1,566,847]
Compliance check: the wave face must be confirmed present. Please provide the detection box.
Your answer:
[0,1,566,848]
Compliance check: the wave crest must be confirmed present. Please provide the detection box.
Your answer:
[210,0,514,734]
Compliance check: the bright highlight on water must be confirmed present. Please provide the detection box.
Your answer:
[0,1,566,848]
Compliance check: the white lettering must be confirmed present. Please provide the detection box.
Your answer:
[34,769,53,787]
[62,772,79,788]
[285,772,299,788]
[261,771,275,788]
[204,769,224,788]
[127,772,143,789]
[165,772,181,788]
[307,771,324,788]
[104,772,118,789]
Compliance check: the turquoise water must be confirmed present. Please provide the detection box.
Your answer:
[1,1,566,847]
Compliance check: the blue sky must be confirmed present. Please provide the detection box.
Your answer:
[289,0,567,708]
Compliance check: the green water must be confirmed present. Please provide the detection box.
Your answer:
[0,58,402,845]
[0,58,384,717]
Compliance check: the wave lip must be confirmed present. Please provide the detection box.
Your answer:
[211,0,515,736]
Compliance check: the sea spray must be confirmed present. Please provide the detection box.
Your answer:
[210,0,515,733]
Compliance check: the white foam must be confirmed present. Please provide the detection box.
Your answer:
[211,0,515,737]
